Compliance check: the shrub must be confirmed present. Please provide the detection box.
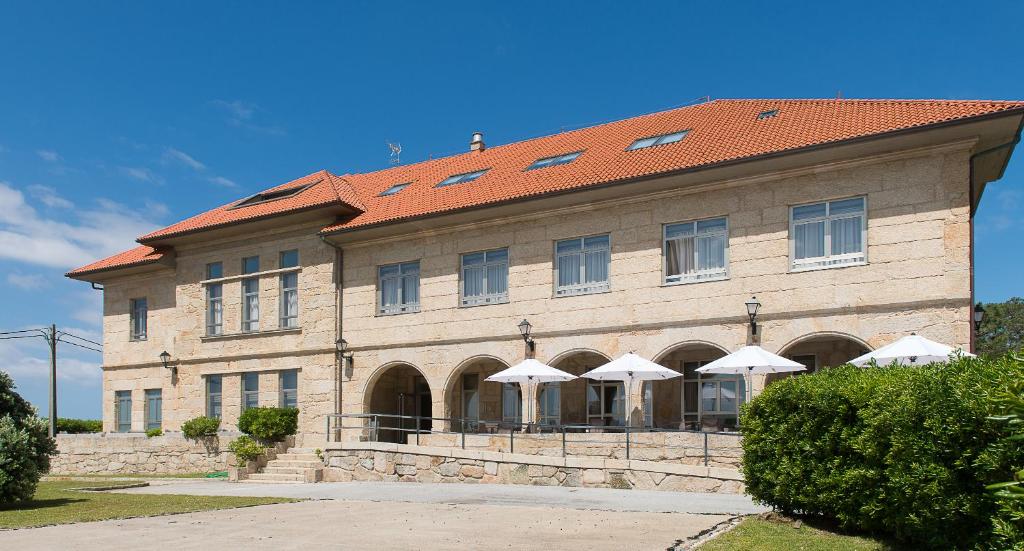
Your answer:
[237,407,298,443]
[181,416,221,439]
[145,428,163,438]
[228,435,266,466]
[55,418,102,434]
[741,355,1024,549]
[986,365,1024,550]
[0,371,57,502]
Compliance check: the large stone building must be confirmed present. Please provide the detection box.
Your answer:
[68,99,1024,444]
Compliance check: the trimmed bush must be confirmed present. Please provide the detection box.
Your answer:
[987,369,1024,550]
[228,435,266,466]
[0,371,57,502]
[145,428,163,438]
[741,355,1024,549]
[180,416,221,439]
[55,418,102,434]
[237,407,298,443]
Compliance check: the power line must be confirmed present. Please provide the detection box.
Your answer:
[0,328,46,336]
[56,331,102,348]
[59,339,102,354]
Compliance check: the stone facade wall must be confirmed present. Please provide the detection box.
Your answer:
[323,442,744,493]
[50,433,231,475]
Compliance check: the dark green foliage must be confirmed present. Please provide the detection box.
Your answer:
[55,418,102,434]
[0,371,57,502]
[227,435,266,466]
[741,355,1024,550]
[237,407,298,443]
[145,428,163,438]
[180,416,220,439]
[986,367,1024,550]
[977,298,1024,358]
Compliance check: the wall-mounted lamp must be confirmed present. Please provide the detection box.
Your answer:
[974,303,986,332]
[159,350,176,376]
[336,338,354,377]
[745,296,762,336]
[517,319,536,357]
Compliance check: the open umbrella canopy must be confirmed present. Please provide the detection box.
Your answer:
[485,359,577,384]
[695,346,806,375]
[849,334,975,367]
[580,352,682,381]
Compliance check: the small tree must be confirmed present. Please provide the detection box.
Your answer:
[977,298,1024,358]
[0,371,57,502]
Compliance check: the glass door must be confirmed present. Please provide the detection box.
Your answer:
[538,382,561,426]
[587,381,625,426]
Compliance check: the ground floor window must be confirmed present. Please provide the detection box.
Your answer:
[144,389,162,431]
[279,370,298,408]
[242,372,259,411]
[206,375,222,419]
[681,360,743,430]
[501,382,521,425]
[115,390,131,432]
[538,383,561,426]
[587,381,625,426]
[461,373,479,428]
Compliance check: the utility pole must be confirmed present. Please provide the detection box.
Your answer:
[48,324,57,438]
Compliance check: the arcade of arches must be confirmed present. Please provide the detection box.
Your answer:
[361,334,871,435]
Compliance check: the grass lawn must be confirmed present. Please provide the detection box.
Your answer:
[701,517,902,551]
[0,481,298,529]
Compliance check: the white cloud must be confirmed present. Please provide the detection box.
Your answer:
[70,292,103,328]
[163,147,206,171]
[7,272,47,290]
[208,176,238,188]
[119,166,161,184]
[36,149,61,162]
[0,338,101,385]
[978,188,1024,234]
[0,181,160,269]
[211,99,285,135]
[27,184,74,209]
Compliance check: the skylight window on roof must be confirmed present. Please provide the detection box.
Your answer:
[231,182,315,209]
[626,130,689,151]
[379,182,411,196]
[526,151,582,171]
[757,109,779,120]
[436,169,489,188]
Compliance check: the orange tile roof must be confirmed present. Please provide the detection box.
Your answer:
[68,98,1024,278]
[66,245,168,277]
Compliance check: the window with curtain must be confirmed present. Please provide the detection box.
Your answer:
[279,250,299,328]
[538,383,561,426]
[378,261,420,314]
[145,389,162,431]
[501,382,521,425]
[279,370,298,408]
[242,372,259,411]
[461,248,509,306]
[791,196,866,270]
[206,375,222,419]
[555,234,610,296]
[129,298,147,341]
[206,262,223,336]
[664,217,728,284]
[115,390,132,432]
[241,256,260,331]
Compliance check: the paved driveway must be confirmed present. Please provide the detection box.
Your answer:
[1,480,766,550]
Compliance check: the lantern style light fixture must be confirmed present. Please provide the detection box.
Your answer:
[974,303,986,332]
[159,350,176,378]
[517,319,536,355]
[336,338,354,375]
[745,296,762,335]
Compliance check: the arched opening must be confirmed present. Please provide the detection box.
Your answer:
[771,333,871,384]
[365,362,432,443]
[444,356,513,433]
[648,342,731,431]
[548,350,615,427]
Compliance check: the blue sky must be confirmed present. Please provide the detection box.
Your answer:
[1,1,1022,419]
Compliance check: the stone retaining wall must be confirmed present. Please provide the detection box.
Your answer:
[323,442,743,494]
[50,433,233,475]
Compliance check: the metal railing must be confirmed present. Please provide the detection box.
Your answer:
[325,413,741,466]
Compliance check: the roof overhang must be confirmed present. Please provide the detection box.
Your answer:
[65,251,177,283]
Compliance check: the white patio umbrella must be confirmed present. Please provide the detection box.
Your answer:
[485,359,576,427]
[849,334,975,367]
[580,352,682,427]
[695,345,806,402]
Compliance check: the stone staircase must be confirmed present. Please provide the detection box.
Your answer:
[242,447,324,483]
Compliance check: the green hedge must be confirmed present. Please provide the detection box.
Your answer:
[55,418,102,434]
[741,355,1024,549]
[237,407,298,443]
[180,416,220,439]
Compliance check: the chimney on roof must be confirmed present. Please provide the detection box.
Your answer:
[470,131,485,152]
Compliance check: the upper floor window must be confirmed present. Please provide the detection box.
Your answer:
[555,235,610,297]
[461,248,509,307]
[526,151,581,171]
[206,375,222,419]
[241,256,260,332]
[664,217,728,284]
[378,261,420,315]
[206,262,223,336]
[279,250,299,328]
[436,169,488,188]
[242,372,259,411]
[129,298,147,341]
[279,370,298,408]
[627,130,689,151]
[790,196,866,271]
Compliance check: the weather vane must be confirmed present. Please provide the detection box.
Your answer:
[387,141,402,165]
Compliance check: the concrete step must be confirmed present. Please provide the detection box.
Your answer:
[238,477,303,484]
[286,448,318,454]
[246,472,305,482]
[275,453,320,462]
[263,466,317,476]
[266,460,323,469]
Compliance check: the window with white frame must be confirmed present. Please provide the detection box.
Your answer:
[279,250,299,328]
[790,197,866,271]
[129,298,147,341]
[206,262,223,336]
[664,217,728,284]
[241,256,260,331]
[461,248,509,306]
[378,261,420,315]
[555,234,610,296]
